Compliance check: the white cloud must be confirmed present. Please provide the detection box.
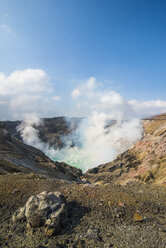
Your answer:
[0,69,60,120]
[71,77,97,100]
[0,69,51,96]
[71,77,166,119]
[0,71,166,121]
[86,77,97,89]
[128,99,166,117]
[71,88,81,99]
[52,96,61,101]
[100,92,124,106]
[9,94,42,113]
[0,24,11,34]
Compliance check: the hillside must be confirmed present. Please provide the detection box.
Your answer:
[86,115,166,185]
[1,117,81,148]
[0,123,81,182]
[2,115,166,186]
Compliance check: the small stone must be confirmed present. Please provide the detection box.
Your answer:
[81,178,90,184]
[12,189,19,194]
[106,232,114,237]
[86,228,102,241]
[27,222,32,229]
[133,212,144,222]
[45,227,55,236]
[118,201,125,207]
[45,226,61,236]
[12,207,25,223]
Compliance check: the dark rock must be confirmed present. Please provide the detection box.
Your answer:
[87,167,99,174]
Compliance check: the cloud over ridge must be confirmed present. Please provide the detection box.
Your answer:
[0,69,166,120]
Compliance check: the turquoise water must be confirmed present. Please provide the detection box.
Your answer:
[45,145,91,172]
[53,157,85,170]
[49,150,91,172]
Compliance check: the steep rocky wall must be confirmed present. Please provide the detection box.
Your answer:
[86,117,166,185]
[0,124,82,181]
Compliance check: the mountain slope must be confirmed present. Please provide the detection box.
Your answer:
[86,115,166,185]
[1,117,81,148]
[0,124,81,181]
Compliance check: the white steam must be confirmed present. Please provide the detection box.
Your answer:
[1,69,166,171]
[46,115,142,171]
[17,78,144,172]
[17,114,45,150]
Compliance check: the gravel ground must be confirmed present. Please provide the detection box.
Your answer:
[0,173,166,248]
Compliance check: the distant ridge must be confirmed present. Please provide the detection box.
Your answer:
[0,116,81,148]
[144,113,166,120]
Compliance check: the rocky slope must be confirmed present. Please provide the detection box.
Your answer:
[0,123,81,182]
[86,114,166,185]
[1,117,81,148]
[0,115,166,247]
[2,114,166,185]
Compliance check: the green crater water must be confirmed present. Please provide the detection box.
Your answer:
[52,155,90,172]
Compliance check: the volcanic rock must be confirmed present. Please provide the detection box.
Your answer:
[86,114,166,185]
[12,191,67,235]
[0,172,166,247]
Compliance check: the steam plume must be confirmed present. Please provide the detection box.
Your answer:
[17,78,144,172]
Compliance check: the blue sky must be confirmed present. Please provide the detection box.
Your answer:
[0,0,166,119]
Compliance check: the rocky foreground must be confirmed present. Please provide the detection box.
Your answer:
[0,114,166,247]
[0,173,166,248]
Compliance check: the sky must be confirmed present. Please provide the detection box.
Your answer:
[0,0,166,120]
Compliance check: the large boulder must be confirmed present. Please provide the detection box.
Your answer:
[12,191,67,235]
